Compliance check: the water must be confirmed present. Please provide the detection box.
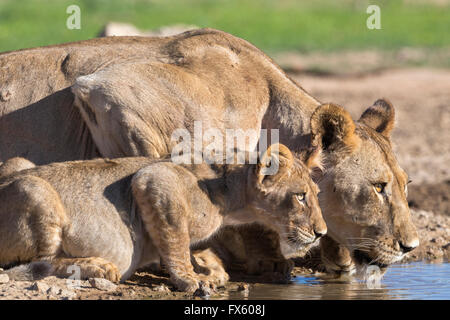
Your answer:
[220,262,450,300]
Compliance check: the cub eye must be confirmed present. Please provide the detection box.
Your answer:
[295,193,306,203]
[374,183,386,194]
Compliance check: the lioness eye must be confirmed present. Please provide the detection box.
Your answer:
[296,193,306,202]
[374,183,385,194]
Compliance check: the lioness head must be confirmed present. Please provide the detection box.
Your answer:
[310,99,419,271]
[247,143,327,252]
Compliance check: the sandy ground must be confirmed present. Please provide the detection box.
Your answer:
[0,67,448,300]
[293,68,450,185]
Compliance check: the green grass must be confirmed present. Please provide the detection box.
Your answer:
[0,0,448,53]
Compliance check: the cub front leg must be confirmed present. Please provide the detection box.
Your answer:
[132,168,209,293]
[142,213,204,293]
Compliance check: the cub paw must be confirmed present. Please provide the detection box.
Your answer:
[172,273,220,295]
[79,258,121,283]
[171,274,200,293]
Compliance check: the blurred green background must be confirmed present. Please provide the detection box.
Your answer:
[0,0,449,54]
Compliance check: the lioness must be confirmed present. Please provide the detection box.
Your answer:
[312,100,419,274]
[0,144,326,292]
[0,28,418,275]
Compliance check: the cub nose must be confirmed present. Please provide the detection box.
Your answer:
[314,228,327,239]
[398,239,419,253]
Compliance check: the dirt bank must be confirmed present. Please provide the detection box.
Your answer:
[1,205,447,300]
[293,68,450,186]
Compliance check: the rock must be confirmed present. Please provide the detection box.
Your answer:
[89,278,117,291]
[29,281,50,293]
[237,283,249,291]
[193,286,211,298]
[59,288,77,300]
[0,274,9,284]
[46,285,61,296]
[152,284,170,292]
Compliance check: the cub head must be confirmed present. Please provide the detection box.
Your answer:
[310,99,419,272]
[247,143,327,253]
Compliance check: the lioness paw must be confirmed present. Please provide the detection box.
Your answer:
[248,258,293,278]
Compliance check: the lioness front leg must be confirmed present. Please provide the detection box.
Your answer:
[241,225,294,281]
[320,235,355,276]
[211,225,293,281]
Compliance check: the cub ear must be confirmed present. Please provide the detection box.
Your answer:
[256,143,293,184]
[310,103,359,152]
[358,98,395,138]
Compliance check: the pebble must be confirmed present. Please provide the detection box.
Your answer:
[0,274,9,284]
[47,285,62,296]
[89,278,117,291]
[29,281,50,293]
[59,288,77,300]
[237,283,249,291]
[152,284,170,292]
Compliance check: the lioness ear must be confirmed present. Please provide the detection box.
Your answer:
[358,98,395,138]
[297,147,323,171]
[310,103,359,152]
[256,143,293,184]
[295,147,323,181]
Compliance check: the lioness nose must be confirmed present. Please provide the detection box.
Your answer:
[399,239,419,253]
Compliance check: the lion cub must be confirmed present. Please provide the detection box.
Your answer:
[0,144,325,293]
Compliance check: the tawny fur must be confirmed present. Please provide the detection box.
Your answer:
[311,101,419,274]
[0,144,325,293]
[0,157,35,177]
[0,29,418,275]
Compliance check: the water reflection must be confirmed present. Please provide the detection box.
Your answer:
[217,262,450,300]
